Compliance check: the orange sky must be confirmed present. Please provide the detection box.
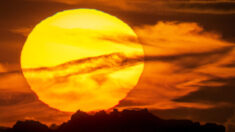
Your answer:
[0,0,235,131]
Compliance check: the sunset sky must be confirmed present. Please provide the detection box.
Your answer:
[0,0,235,132]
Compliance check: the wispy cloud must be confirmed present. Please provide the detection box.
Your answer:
[116,21,235,125]
[25,0,235,14]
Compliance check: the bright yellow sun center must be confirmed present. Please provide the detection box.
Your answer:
[21,9,144,112]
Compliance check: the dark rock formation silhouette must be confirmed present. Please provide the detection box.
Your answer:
[0,127,8,132]
[0,109,225,132]
[1,120,50,132]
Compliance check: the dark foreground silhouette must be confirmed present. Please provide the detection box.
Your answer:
[0,109,225,132]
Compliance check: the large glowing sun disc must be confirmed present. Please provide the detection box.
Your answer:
[21,9,144,112]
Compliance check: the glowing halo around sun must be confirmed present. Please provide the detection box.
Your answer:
[21,9,144,112]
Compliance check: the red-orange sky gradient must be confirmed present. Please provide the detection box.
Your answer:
[0,0,235,132]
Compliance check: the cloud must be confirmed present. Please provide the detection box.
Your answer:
[25,0,139,10]
[10,27,32,37]
[0,71,71,127]
[0,100,71,127]
[1,20,234,112]
[7,21,231,116]
[0,30,26,64]
[135,21,233,55]
[25,0,235,14]
[115,21,235,126]
[163,0,235,14]
[1,46,230,84]
[0,92,36,106]
[13,53,142,92]
[151,105,234,124]
[0,64,6,73]
[174,77,235,104]
[1,21,234,112]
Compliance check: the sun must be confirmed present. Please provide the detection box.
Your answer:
[21,9,144,112]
